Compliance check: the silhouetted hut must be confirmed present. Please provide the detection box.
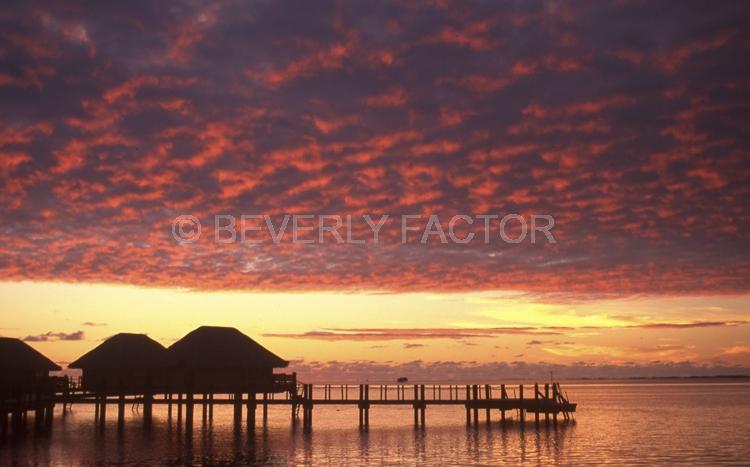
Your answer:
[0,337,60,404]
[166,326,290,394]
[69,333,169,395]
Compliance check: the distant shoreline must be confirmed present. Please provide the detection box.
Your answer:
[568,374,750,381]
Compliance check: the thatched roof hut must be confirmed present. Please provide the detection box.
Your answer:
[166,326,288,393]
[69,333,168,394]
[167,326,287,369]
[0,338,60,375]
[0,337,60,399]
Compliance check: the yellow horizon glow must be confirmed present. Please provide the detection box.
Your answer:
[2,280,749,369]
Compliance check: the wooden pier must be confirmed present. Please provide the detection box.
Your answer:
[3,380,575,435]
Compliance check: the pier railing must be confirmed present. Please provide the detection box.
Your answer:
[3,380,575,435]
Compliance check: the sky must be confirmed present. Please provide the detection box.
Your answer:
[1,1,749,380]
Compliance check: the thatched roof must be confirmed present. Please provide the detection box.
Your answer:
[0,337,60,372]
[167,326,288,369]
[69,333,168,370]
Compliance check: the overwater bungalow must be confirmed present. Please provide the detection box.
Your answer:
[68,333,169,395]
[0,337,60,424]
[165,326,292,394]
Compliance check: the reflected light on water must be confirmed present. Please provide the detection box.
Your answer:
[2,382,749,465]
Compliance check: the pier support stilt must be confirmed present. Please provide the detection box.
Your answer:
[99,395,107,427]
[185,392,194,431]
[117,394,125,428]
[465,385,471,426]
[233,392,242,426]
[246,392,256,430]
[500,384,506,423]
[472,385,479,428]
[484,384,491,425]
[202,393,207,424]
[262,393,268,427]
[177,393,183,426]
[143,392,153,426]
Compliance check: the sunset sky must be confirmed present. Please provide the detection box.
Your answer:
[1,1,749,380]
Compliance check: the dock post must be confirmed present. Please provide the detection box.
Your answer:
[552,384,558,424]
[534,384,540,425]
[367,384,371,426]
[484,384,491,425]
[246,391,256,430]
[167,393,173,419]
[357,384,365,430]
[465,385,471,425]
[413,384,419,427]
[34,394,43,430]
[117,393,125,428]
[544,384,550,424]
[208,393,214,421]
[472,385,479,428]
[518,384,524,424]
[309,384,314,430]
[233,392,242,426]
[44,402,54,429]
[420,385,426,428]
[143,392,153,426]
[185,392,194,430]
[99,394,107,427]
[177,393,183,425]
[262,393,268,426]
[303,384,313,431]
[500,384,506,423]
[202,393,207,424]
[291,391,297,425]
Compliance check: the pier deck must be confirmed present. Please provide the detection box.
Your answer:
[2,382,576,434]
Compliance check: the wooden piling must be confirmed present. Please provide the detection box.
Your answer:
[185,392,194,430]
[500,384,506,422]
[143,392,153,425]
[419,385,426,427]
[534,383,540,425]
[465,385,471,425]
[364,384,369,429]
[552,384,558,424]
[177,393,183,425]
[117,394,125,427]
[99,395,107,427]
[262,393,268,426]
[484,384,491,424]
[233,392,242,425]
[246,392,256,429]
[472,385,479,427]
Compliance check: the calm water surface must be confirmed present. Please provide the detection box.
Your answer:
[2,381,749,465]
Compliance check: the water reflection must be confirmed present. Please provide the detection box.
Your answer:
[2,383,749,465]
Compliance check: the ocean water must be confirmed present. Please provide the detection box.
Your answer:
[1,381,749,465]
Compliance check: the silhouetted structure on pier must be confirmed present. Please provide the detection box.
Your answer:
[0,337,60,434]
[68,333,170,426]
[166,326,289,394]
[69,333,169,394]
[3,327,577,435]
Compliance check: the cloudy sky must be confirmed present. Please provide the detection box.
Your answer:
[1,0,749,380]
